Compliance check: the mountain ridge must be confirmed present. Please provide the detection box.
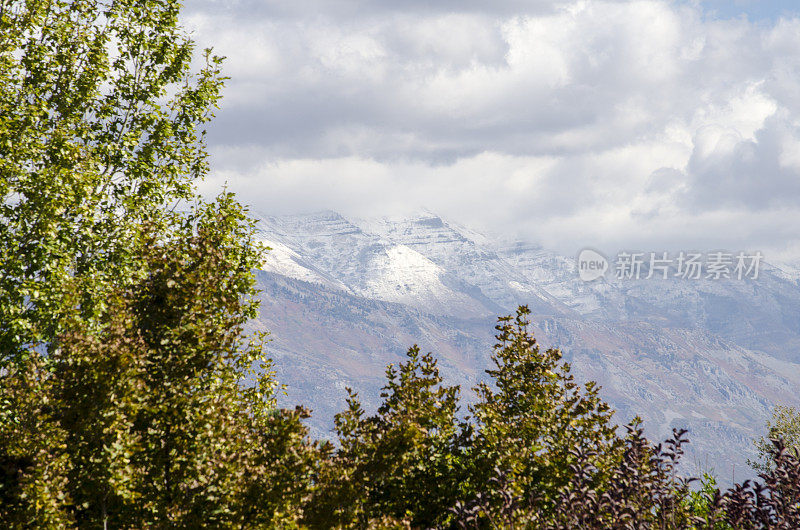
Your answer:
[249,210,800,481]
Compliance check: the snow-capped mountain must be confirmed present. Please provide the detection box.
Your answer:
[249,210,800,482]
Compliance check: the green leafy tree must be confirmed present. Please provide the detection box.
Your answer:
[0,353,73,526]
[750,405,800,473]
[0,0,225,362]
[307,346,468,528]
[1,197,324,527]
[0,0,323,526]
[684,473,731,529]
[468,306,622,516]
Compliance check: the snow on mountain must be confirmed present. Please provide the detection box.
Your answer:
[255,211,500,317]
[355,214,567,316]
[256,238,348,291]
[768,260,800,283]
[250,210,800,482]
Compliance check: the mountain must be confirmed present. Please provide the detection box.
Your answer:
[249,210,800,481]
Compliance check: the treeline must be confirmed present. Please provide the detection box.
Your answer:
[0,0,798,527]
[3,240,799,527]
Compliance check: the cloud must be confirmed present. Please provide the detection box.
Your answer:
[186,0,800,260]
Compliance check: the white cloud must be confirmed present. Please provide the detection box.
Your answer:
[186,0,800,260]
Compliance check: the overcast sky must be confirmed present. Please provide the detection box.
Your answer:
[185,0,800,261]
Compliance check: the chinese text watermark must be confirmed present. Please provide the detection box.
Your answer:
[577,249,763,282]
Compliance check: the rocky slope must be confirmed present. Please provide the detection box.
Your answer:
[250,210,800,481]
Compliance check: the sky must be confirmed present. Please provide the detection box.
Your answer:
[184,0,800,262]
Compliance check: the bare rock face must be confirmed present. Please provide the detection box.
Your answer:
[249,210,800,483]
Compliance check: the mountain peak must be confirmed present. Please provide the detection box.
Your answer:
[252,209,800,483]
[411,214,445,229]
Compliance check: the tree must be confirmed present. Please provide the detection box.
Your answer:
[1,0,323,526]
[452,425,703,529]
[451,309,800,529]
[307,346,468,528]
[0,0,225,362]
[751,405,800,473]
[1,196,324,527]
[467,306,621,515]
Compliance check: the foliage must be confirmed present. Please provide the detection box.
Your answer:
[467,306,621,516]
[0,0,225,362]
[302,307,800,530]
[450,364,800,530]
[305,346,467,528]
[0,197,323,527]
[751,406,800,473]
[2,0,799,528]
[685,474,732,529]
[452,425,699,529]
[0,1,323,524]
[718,439,800,529]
